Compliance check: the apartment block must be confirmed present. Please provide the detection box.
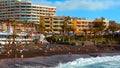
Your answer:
[44,16,73,34]
[73,19,94,34]
[0,0,56,23]
[73,18,109,34]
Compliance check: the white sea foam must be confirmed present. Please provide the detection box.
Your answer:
[56,55,120,68]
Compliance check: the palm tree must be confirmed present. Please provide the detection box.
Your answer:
[49,16,53,34]
[29,22,35,32]
[61,16,71,42]
[6,18,11,32]
[66,26,74,42]
[83,29,88,41]
[31,22,35,27]
[11,20,18,44]
[61,24,66,35]
[12,20,17,33]
[60,25,66,42]
[11,32,18,44]
[64,16,71,34]
[108,25,119,39]
[88,28,93,38]
[23,20,28,32]
[94,18,105,39]
[92,28,98,39]
[39,16,45,34]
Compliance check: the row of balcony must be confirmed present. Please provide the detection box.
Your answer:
[0,5,56,9]
[77,26,93,28]
[0,9,55,14]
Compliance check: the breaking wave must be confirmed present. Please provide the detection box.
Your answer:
[56,55,120,68]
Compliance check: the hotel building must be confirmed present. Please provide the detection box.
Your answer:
[0,0,56,23]
[0,0,109,34]
[73,19,94,34]
[44,16,73,34]
[73,18,109,34]
[41,16,109,35]
[0,15,109,34]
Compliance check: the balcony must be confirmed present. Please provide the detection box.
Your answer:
[46,27,50,29]
[53,27,61,29]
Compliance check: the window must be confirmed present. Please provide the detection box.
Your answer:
[46,25,49,27]
[54,29,58,31]
[53,25,58,27]
[68,22,72,24]
[45,18,49,19]
[82,25,84,27]
[54,21,58,24]
[77,25,80,27]
[54,18,58,20]
[60,22,64,24]
[60,18,64,20]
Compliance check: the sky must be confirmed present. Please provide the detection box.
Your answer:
[30,0,120,23]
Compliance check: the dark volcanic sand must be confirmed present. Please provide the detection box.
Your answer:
[0,53,120,68]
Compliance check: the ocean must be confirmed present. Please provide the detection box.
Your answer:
[0,53,120,68]
[57,54,120,68]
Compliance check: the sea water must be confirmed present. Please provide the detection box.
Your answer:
[56,55,120,68]
[3,54,120,68]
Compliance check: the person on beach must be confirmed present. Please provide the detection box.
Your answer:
[21,54,24,62]
[7,51,10,56]
[20,50,23,54]
[82,42,85,47]
[93,40,96,45]
[108,39,111,45]
[44,50,48,55]
[68,52,72,57]
[14,55,17,62]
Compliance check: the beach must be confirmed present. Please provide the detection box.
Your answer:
[0,54,88,68]
[0,43,120,68]
[0,53,120,68]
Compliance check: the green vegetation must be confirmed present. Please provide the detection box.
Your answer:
[94,38,106,43]
[39,16,45,34]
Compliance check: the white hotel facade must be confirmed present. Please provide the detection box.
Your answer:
[0,0,56,23]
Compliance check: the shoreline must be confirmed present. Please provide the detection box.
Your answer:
[0,53,120,68]
[0,49,120,60]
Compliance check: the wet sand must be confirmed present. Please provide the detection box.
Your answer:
[0,54,89,68]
